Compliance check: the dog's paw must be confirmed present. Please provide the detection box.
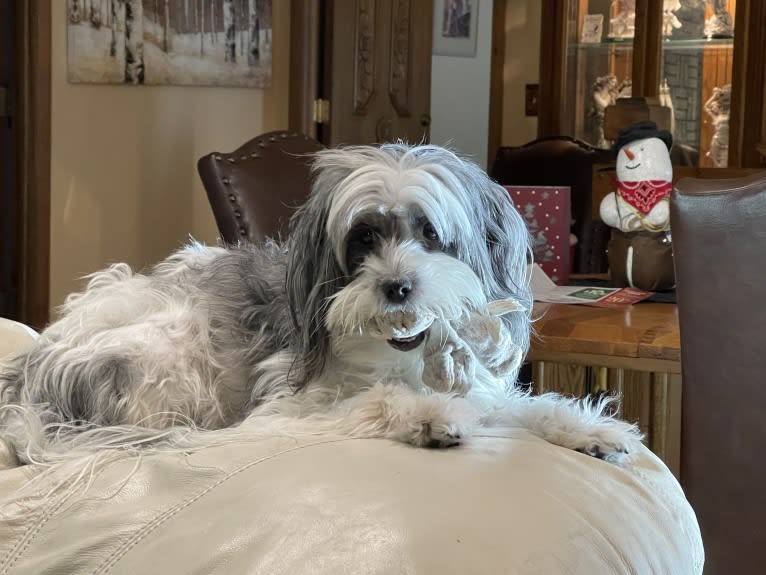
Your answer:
[570,420,643,462]
[394,396,478,449]
[408,420,464,449]
[422,341,475,395]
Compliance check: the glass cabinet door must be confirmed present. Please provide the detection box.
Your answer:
[559,0,736,167]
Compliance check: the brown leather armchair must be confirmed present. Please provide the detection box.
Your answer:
[671,171,766,575]
[490,137,614,273]
[198,130,326,244]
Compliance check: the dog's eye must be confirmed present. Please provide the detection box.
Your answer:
[423,223,439,241]
[360,228,375,245]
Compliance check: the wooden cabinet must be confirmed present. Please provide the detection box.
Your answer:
[538,0,766,168]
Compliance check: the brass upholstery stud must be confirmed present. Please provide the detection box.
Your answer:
[226,158,236,163]
[228,194,236,201]
[222,177,231,185]
[239,228,247,236]
[250,152,260,158]
[214,155,222,161]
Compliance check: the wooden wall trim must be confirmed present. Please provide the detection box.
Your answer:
[487,0,506,168]
[631,0,663,98]
[537,0,567,137]
[729,0,766,168]
[17,0,50,329]
[288,0,320,138]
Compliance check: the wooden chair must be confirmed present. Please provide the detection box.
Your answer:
[198,130,325,244]
[490,136,613,273]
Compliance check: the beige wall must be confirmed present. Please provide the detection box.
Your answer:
[502,0,541,146]
[49,0,290,314]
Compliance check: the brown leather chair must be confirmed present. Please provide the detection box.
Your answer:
[490,136,614,273]
[198,130,326,244]
[671,171,766,575]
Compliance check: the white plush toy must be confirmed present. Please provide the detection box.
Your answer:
[599,121,673,233]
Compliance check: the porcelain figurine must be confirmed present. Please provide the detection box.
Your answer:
[704,84,731,168]
[662,0,683,38]
[704,0,734,38]
[608,0,636,40]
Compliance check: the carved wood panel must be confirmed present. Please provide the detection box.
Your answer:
[354,0,375,114]
[389,0,411,116]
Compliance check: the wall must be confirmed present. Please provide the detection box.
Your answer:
[49,0,540,313]
[49,0,290,313]
[430,0,494,169]
[501,0,540,146]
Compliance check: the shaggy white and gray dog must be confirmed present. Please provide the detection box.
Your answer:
[0,143,641,464]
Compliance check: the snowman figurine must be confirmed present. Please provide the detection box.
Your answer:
[599,121,676,291]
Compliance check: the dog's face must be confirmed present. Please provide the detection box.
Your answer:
[286,144,532,383]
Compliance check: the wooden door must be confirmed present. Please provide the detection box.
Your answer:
[324,0,433,146]
[2,1,51,329]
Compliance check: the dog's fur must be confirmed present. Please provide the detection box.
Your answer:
[0,143,642,465]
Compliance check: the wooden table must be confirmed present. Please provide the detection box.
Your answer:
[527,302,682,477]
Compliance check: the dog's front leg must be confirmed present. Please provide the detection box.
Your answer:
[334,383,479,448]
[487,390,644,461]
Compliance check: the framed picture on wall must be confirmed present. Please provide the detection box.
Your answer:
[432,0,479,58]
[66,0,273,88]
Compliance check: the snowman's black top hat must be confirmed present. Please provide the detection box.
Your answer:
[612,120,673,156]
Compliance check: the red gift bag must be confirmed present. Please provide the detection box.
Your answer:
[505,186,571,285]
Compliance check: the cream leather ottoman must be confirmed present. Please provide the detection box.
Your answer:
[0,318,703,574]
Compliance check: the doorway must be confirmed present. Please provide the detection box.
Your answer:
[289,0,506,168]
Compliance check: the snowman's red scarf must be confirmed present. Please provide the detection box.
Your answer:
[616,179,672,214]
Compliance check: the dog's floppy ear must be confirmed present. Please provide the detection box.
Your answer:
[481,180,533,358]
[434,148,532,316]
[285,184,346,388]
[481,181,532,299]
[461,168,533,362]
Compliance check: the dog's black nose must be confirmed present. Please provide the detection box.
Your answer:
[382,279,412,303]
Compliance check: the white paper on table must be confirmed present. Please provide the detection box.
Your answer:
[528,264,627,305]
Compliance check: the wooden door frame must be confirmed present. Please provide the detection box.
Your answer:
[537,0,568,138]
[15,0,51,329]
[730,0,766,168]
[487,0,506,169]
[289,0,321,140]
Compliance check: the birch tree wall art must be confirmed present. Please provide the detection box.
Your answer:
[67,0,272,88]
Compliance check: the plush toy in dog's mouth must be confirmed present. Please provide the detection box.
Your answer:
[387,330,427,352]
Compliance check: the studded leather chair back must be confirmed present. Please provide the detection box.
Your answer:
[671,171,766,575]
[198,131,326,244]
